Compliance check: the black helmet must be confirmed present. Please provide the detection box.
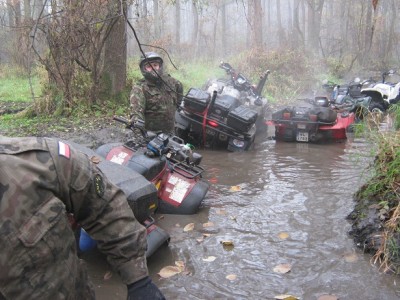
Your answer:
[139,52,164,82]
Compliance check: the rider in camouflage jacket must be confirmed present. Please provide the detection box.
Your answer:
[130,52,183,133]
[0,136,156,299]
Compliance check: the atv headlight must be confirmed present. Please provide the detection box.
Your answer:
[232,139,245,148]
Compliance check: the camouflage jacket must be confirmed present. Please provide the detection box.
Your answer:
[0,137,148,300]
[130,74,183,132]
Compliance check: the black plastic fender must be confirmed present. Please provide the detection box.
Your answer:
[157,179,210,215]
[174,110,190,130]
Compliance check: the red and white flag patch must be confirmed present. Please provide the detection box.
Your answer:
[58,141,71,159]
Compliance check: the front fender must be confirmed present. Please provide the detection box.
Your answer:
[174,110,190,130]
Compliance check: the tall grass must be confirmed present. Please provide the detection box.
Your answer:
[356,113,400,273]
[0,66,41,102]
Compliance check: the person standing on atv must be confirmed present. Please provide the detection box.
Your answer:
[129,52,183,132]
[0,136,165,300]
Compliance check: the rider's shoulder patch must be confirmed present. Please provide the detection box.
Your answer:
[58,141,71,159]
[94,174,105,197]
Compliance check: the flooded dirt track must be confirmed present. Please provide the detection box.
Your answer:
[89,134,400,300]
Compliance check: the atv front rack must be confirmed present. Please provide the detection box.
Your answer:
[179,109,255,141]
[167,157,205,179]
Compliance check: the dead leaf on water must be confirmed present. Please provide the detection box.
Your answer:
[220,240,235,251]
[220,240,234,246]
[229,185,242,192]
[158,266,182,278]
[183,223,195,232]
[344,252,358,263]
[274,294,299,300]
[278,232,290,240]
[103,271,113,280]
[196,237,204,243]
[318,295,338,300]
[226,274,237,281]
[203,221,214,228]
[202,256,217,262]
[203,233,212,237]
[229,215,237,221]
[216,209,227,215]
[175,260,185,270]
[273,263,292,274]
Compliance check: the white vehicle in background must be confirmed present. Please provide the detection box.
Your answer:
[361,69,400,113]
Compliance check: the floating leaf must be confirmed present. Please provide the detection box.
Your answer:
[274,295,298,300]
[318,295,338,300]
[103,271,113,280]
[273,264,292,274]
[229,216,237,221]
[175,260,185,270]
[278,232,290,240]
[183,223,195,232]
[226,274,237,281]
[203,233,212,237]
[229,185,242,192]
[220,240,234,246]
[202,256,217,262]
[196,237,204,243]
[344,252,358,263]
[203,222,214,228]
[216,209,227,215]
[158,266,182,278]
[220,240,235,251]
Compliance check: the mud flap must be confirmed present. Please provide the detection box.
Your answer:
[174,111,190,130]
[145,219,170,258]
[78,224,170,259]
[157,179,210,215]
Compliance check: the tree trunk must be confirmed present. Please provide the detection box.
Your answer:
[249,0,263,48]
[276,0,285,47]
[221,2,226,56]
[306,0,324,54]
[103,3,127,99]
[192,1,199,48]
[175,0,181,46]
[153,0,160,39]
[24,0,31,20]
[293,0,305,48]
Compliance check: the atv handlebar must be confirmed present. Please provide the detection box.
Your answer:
[113,115,147,138]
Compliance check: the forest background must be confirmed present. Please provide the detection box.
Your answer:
[0,0,399,114]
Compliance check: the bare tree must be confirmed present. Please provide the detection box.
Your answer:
[248,0,263,48]
[305,0,324,53]
[103,1,127,97]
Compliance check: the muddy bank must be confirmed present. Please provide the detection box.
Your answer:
[0,101,133,149]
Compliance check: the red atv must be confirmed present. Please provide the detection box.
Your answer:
[77,116,210,257]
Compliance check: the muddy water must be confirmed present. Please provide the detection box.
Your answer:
[87,134,400,300]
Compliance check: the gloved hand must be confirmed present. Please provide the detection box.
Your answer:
[127,276,165,300]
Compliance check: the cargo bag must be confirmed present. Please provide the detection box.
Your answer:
[184,88,211,113]
[227,105,258,132]
[210,94,239,118]
[314,107,337,123]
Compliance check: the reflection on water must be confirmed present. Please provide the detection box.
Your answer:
[90,136,400,300]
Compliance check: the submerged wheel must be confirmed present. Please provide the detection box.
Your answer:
[175,127,189,140]
[368,102,385,114]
